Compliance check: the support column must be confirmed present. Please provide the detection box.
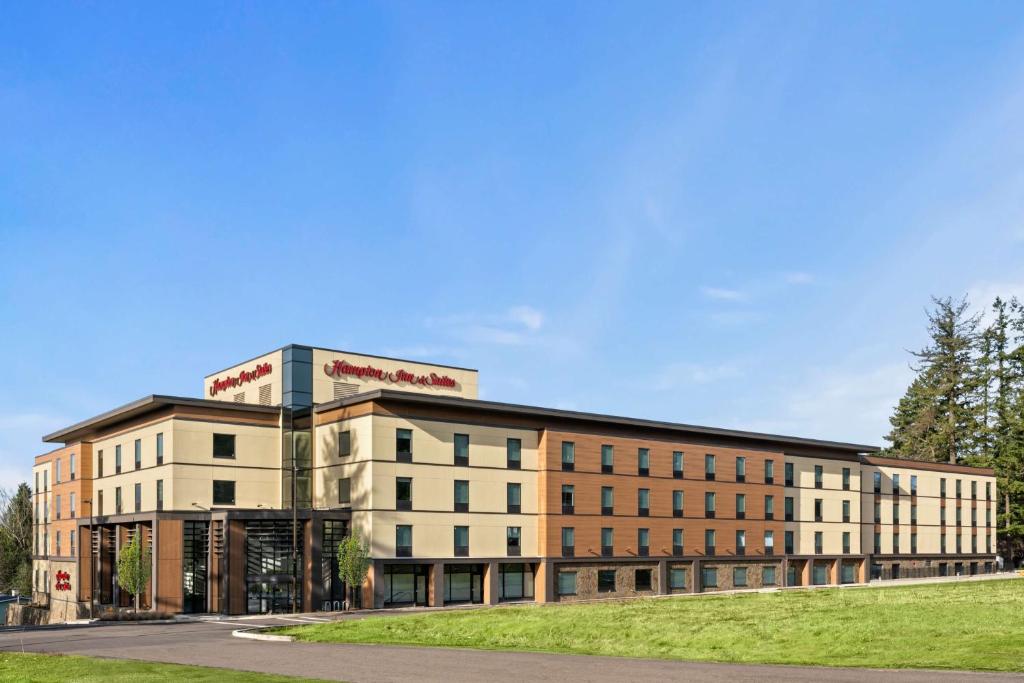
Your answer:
[692,559,702,593]
[483,561,500,605]
[657,560,669,595]
[150,517,158,612]
[113,525,122,607]
[781,556,789,587]
[800,559,811,586]
[535,560,554,603]
[828,558,839,585]
[429,561,445,607]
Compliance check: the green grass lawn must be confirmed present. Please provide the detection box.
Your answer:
[278,578,1024,672]
[0,653,328,682]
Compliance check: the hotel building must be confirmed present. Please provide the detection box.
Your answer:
[29,345,997,619]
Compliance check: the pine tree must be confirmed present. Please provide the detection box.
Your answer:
[883,374,940,460]
[0,484,33,595]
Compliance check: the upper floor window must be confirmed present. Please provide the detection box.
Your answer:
[601,445,614,474]
[561,485,575,514]
[396,525,412,557]
[561,441,575,471]
[637,448,650,476]
[956,479,962,499]
[842,467,850,490]
[453,480,469,512]
[986,481,992,501]
[338,477,351,506]
[637,488,650,516]
[785,462,794,487]
[157,480,165,511]
[507,483,521,514]
[212,480,235,505]
[893,473,901,495]
[705,454,716,481]
[454,434,469,466]
[672,490,684,516]
[601,486,614,515]
[55,459,61,484]
[873,471,881,494]
[735,457,746,483]
[910,475,917,495]
[672,451,683,478]
[735,493,746,519]
[97,450,104,478]
[213,434,235,459]
[971,481,977,500]
[115,445,122,474]
[134,483,142,512]
[338,430,351,457]
[940,478,947,497]
[396,429,413,462]
[764,459,774,484]
[814,465,823,489]
[704,491,716,518]
[507,438,521,469]
[134,439,142,469]
[454,526,469,556]
[396,477,413,511]
[156,433,164,465]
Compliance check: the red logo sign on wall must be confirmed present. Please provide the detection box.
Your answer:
[209,362,273,397]
[324,359,458,389]
[55,570,71,592]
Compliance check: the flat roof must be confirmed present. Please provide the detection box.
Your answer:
[203,343,478,379]
[43,395,280,444]
[315,388,881,455]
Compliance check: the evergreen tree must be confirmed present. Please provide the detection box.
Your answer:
[0,484,33,595]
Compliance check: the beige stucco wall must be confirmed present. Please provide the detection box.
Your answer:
[203,349,282,406]
[784,455,861,555]
[90,417,282,514]
[312,348,478,402]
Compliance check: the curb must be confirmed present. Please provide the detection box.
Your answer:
[232,627,294,642]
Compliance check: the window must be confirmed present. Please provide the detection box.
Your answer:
[733,566,747,587]
[911,504,917,524]
[893,502,900,524]
[874,501,881,523]
[670,567,687,589]
[507,483,521,514]
[134,439,142,469]
[763,566,777,585]
[814,498,823,522]
[814,465,823,489]
[70,530,76,556]
[396,525,412,557]
[842,531,851,554]
[454,526,469,556]
[986,482,992,501]
[941,506,947,524]
[893,533,900,553]
[893,473,901,496]
[736,457,746,482]
[157,480,164,511]
[637,488,650,516]
[987,507,991,526]
[601,527,614,556]
[736,493,746,519]
[396,477,413,511]
[812,563,828,585]
[115,487,122,515]
[704,529,716,555]
[956,479,962,499]
[507,438,521,469]
[70,453,75,480]
[941,534,947,554]
[338,430,351,457]
[637,448,650,476]
[842,467,850,491]
[56,459,61,484]
[55,495,61,520]
[785,530,794,554]
[735,530,746,555]
[672,451,683,478]
[156,433,164,465]
[213,434,235,459]
[638,528,650,557]
[764,530,774,555]
[911,533,918,554]
[454,434,469,466]
[558,571,577,596]
[911,475,918,495]
[602,445,614,474]
[672,528,684,555]
[56,531,61,555]
[956,533,962,553]
[561,527,575,557]
[134,483,141,512]
[815,531,823,555]
[453,480,469,512]
[765,459,774,484]
[507,527,521,556]
[705,454,716,480]
[971,481,977,500]
[213,480,235,505]
[115,445,122,473]
[672,490,684,517]
[69,492,76,518]
[784,496,794,521]
[842,499,851,523]
[98,450,104,478]
[873,471,881,494]
[635,568,652,591]
[561,485,575,514]
[705,491,716,518]
[338,477,351,506]
[561,441,575,471]
[941,478,947,497]
[702,567,718,589]
[601,486,614,515]
[396,429,413,462]
[785,462,794,487]
[971,507,977,527]
[956,506,962,526]
[765,494,775,520]
[598,570,616,592]
[98,490,103,516]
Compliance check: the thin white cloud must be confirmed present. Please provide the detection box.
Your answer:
[653,362,744,391]
[700,286,747,302]
[506,305,544,332]
[966,281,1024,320]
[425,306,547,347]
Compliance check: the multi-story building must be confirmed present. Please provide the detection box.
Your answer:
[30,345,997,618]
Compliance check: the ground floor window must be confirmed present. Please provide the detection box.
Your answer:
[702,567,717,589]
[183,521,208,614]
[498,563,534,601]
[870,563,883,580]
[840,562,856,584]
[787,564,798,586]
[444,564,483,604]
[891,563,900,579]
[733,567,747,587]
[246,520,303,614]
[383,564,428,606]
[635,569,652,591]
[812,563,828,585]
[669,568,687,590]
[558,571,577,596]
[321,520,349,607]
[762,566,776,585]
[598,569,616,592]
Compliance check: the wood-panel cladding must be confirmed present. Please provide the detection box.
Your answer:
[539,431,784,558]
[156,520,183,613]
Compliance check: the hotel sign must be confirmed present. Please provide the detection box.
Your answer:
[55,570,71,592]
[324,359,458,389]
[209,362,273,396]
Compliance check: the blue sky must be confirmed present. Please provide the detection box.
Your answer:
[2,2,1024,490]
